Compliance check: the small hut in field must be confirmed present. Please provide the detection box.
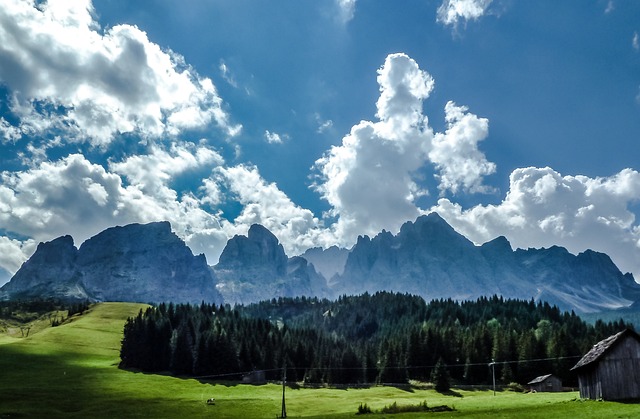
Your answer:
[527,374,562,392]
[571,328,640,401]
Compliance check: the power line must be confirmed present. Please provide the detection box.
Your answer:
[190,354,583,380]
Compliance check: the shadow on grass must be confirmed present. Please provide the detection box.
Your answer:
[0,344,112,417]
[437,388,464,397]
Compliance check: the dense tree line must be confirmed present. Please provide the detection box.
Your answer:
[0,299,90,322]
[120,292,630,386]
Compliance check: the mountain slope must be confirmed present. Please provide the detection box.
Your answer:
[1,222,222,304]
[332,214,640,313]
[213,224,329,304]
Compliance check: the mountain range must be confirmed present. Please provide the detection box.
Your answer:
[2,213,640,313]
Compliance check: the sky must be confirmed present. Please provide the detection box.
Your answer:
[1,0,640,286]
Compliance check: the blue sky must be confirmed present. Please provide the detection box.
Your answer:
[1,0,640,288]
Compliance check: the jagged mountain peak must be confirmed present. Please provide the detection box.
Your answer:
[1,221,222,304]
[213,224,328,304]
[247,223,277,241]
[398,213,473,248]
[481,236,513,253]
[217,224,287,272]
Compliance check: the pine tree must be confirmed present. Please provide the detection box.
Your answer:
[431,358,450,392]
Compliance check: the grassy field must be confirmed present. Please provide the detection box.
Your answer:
[1,303,640,418]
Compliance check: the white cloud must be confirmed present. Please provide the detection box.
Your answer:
[0,117,22,143]
[219,60,238,88]
[313,53,494,241]
[430,101,496,194]
[633,32,639,52]
[605,0,615,14]
[432,167,640,279]
[437,0,493,28]
[264,130,287,144]
[0,0,241,146]
[216,164,334,254]
[317,120,333,133]
[110,142,224,199]
[0,236,36,280]
[0,148,232,275]
[335,0,356,24]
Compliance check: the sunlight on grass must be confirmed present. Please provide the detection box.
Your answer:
[1,302,640,418]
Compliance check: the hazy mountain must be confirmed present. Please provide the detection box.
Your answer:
[300,246,350,285]
[0,222,222,304]
[3,214,640,313]
[213,224,330,304]
[332,213,640,313]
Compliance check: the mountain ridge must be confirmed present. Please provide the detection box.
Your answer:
[2,214,640,313]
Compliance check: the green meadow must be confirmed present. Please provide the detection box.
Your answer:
[1,302,640,418]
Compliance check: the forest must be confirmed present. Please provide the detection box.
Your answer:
[119,292,630,386]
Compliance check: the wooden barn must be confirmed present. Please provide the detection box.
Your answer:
[527,374,562,392]
[571,328,640,401]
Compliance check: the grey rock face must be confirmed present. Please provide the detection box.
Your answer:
[0,235,87,300]
[77,222,222,304]
[1,222,222,304]
[332,213,640,313]
[3,215,639,313]
[214,224,329,304]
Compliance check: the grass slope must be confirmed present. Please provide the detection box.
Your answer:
[0,302,639,418]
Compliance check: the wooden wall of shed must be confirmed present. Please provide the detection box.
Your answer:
[530,376,562,392]
[578,335,640,400]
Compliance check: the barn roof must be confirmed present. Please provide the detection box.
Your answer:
[527,374,554,384]
[571,328,640,371]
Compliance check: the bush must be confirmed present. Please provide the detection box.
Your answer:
[379,400,455,414]
[507,382,525,393]
[380,400,428,414]
[356,403,372,414]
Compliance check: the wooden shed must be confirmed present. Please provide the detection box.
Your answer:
[527,374,562,392]
[571,328,640,401]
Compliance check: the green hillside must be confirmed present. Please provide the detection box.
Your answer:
[1,302,640,418]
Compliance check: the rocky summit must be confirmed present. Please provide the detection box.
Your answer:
[329,213,640,313]
[3,214,640,313]
[0,222,223,304]
[213,224,329,304]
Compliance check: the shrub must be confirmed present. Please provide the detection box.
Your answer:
[356,403,372,414]
[379,401,455,414]
[507,382,525,393]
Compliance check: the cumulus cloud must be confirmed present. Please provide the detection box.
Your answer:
[633,32,639,52]
[215,164,335,254]
[430,101,496,194]
[0,236,36,280]
[0,0,240,146]
[437,0,493,28]
[313,53,494,240]
[0,146,232,274]
[110,142,224,199]
[432,167,640,279]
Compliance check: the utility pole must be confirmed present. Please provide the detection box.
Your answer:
[489,359,496,396]
[281,361,287,418]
